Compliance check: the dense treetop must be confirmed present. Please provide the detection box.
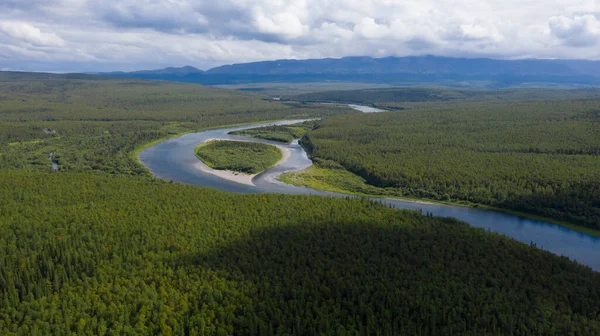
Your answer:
[1,171,599,335]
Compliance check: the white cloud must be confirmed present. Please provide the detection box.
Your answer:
[354,17,390,39]
[451,24,504,43]
[0,0,599,72]
[0,22,65,47]
[549,14,600,47]
[252,9,308,39]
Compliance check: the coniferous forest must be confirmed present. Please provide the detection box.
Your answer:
[1,73,600,335]
[1,172,599,335]
[300,98,600,230]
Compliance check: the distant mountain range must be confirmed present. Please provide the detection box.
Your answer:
[98,55,600,88]
[104,65,204,76]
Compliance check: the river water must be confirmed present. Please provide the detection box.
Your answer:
[347,104,386,113]
[49,152,59,170]
[139,119,600,271]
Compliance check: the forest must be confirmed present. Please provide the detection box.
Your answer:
[1,171,599,335]
[2,72,600,335]
[196,140,282,174]
[289,87,600,109]
[0,72,349,175]
[297,98,600,230]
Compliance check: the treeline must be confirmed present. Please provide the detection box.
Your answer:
[303,99,600,229]
[1,171,599,335]
[289,87,600,107]
[0,73,349,175]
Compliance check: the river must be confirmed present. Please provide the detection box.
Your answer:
[347,104,386,113]
[139,119,600,271]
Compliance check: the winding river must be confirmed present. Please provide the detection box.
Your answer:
[139,119,600,271]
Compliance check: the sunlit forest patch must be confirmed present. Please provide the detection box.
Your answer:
[0,73,350,175]
[300,98,600,229]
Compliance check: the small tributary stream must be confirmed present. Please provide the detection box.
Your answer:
[49,152,59,170]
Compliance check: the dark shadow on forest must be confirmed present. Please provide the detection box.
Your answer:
[172,219,600,335]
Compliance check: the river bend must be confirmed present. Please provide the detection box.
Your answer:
[139,120,600,271]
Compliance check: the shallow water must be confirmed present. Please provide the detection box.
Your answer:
[348,104,386,113]
[49,152,58,170]
[140,119,600,271]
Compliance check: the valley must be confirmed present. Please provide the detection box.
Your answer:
[4,1,600,334]
[1,72,599,334]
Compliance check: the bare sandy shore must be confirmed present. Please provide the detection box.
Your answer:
[193,138,291,186]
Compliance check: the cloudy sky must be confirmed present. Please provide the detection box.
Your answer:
[1,0,599,72]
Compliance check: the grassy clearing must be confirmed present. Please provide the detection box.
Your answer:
[196,140,282,174]
[8,139,43,146]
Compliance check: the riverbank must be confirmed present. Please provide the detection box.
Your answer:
[136,118,600,271]
[131,118,310,171]
[134,120,600,238]
[280,166,600,238]
[133,119,600,238]
[194,138,291,186]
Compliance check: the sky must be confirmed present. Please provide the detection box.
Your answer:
[0,0,599,72]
